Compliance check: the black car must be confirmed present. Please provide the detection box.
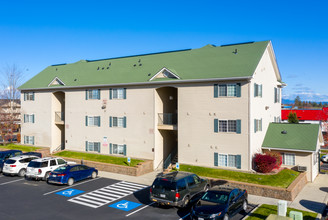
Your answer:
[150,171,210,208]
[0,150,22,172]
[191,186,248,220]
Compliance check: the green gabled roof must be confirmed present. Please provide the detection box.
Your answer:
[262,123,320,152]
[19,41,270,90]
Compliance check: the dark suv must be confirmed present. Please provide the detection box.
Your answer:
[0,150,23,172]
[150,171,210,208]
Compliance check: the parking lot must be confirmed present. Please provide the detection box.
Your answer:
[0,173,255,220]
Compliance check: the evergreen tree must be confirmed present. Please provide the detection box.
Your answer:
[288,112,299,123]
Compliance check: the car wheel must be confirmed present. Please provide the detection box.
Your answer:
[43,172,50,181]
[18,169,26,177]
[223,214,229,220]
[67,178,74,186]
[91,171,97,179]
[242,200,248,213]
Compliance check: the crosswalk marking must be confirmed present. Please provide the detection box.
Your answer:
[68,181,148,208]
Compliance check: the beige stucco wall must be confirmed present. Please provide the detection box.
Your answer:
[178,81,250,170]
[250,46,282,169]
[21,91,52,147]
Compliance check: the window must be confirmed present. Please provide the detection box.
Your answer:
[24,114,35,123]
[86,116,101,127]
[313,152,318,165]
[254,83,262,97]
[110,88,126,99]
[50,160,57,166]
[110,143,126,156]
[86,141,101,153]
[24,92,35,101]
[57,158,66,165]
[274,116,281,123]
[274,87,280,103]
[86,89,100,100]
[254,119,262,133]
[282,153,295,166]
[109,116,126,128]
[24,136,34,145]
[216,153,241,169]
[216,120,240,133]
[214,83,241,98]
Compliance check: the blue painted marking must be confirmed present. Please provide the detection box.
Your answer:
[56,189,85,197]
[109,200,142,211]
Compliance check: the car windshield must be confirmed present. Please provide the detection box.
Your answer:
[5,159,16,164]
[54,166,69,172]
[0,153,6,160]
[152,178,176,191]
[201,191,229,204]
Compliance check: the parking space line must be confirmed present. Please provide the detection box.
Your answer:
[178,213,190,220]
[125,202,155,217]
[43,177,102,196]
[0,178,24,185]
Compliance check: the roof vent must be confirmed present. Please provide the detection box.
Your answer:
[109,62,111,66]
[139,63,142,66]
[281,130,287,134]
[233,49,238,54]
[97,67,100,70]
[138,59,141,63]
[133,64,136,67]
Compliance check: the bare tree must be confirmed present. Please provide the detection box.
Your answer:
[0,64,24,144]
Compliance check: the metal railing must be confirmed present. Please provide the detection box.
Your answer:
[163,148,177,170]
[158,113,177,125]
[55,111,64,123]
[54,143,64,152]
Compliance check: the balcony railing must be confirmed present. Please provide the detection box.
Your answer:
[158,113,177,125]
[55,111,65,124]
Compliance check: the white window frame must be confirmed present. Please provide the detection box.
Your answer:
[24,114,34,123]
[112,117,124,128]
[112,88,124,99]
[219,84,237,97]
[24,136,34,145]
[254,83,263,97]
[283,153,295,166]
[219,120,236,132]
[218,154,239,168]
[88,142,100,152]
[113,144,125,155]
[254,119,262,133]
[25,92,34,101]
[274,87,280,103]
[87,116,100,127]
[87,89,100,100]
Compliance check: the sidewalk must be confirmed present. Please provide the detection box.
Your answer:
[99,171,328,215]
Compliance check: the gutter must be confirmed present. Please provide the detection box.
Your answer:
[19,76,252,91]
[262,147,315,153]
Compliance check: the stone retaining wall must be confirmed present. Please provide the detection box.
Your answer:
[59,157,153,176]
[209,172,308,201]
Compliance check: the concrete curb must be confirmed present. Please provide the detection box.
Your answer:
[241,204,260,220]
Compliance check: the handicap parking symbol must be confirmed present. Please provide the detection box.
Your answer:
[109,200,141,211]
[55,189,85,197]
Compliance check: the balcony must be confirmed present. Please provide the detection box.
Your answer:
[158,113,177,130]
[55,111,65,125]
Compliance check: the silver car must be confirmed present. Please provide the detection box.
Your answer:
[321,154,328,163]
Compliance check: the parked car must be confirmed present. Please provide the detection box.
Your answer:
[25,157,76,180]
[22,152,42,158]
[47,164,98,186]
[190,186,248,220]
[0,150,22,172]
[149,171,210,208]
[321,154,328,163]
[3,155,40,176]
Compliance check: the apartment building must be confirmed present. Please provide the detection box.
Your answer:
[19,40,283,171]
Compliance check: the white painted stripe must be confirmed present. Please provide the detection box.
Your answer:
[125,202,155,217]
[68,199,99,208]
[0,178,24,185]
[89,192,115,200]
[122,181,147,188]
[109,185,136,192]
[95,190,122,198]
[71,197,104,206]
[178,213,190,220]
[115,182,143,190]
[81,194,111,203]
[100,188,128,196]
[43,177,102,195]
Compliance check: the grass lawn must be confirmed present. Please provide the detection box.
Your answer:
[54,150,144,167]
[177,164,299,188]
[0,144,42,152]
[246,204,317,220]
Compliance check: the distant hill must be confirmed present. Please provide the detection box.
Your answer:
[282,99,294,105]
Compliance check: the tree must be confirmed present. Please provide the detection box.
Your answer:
[294,96,301,107]
[0,64,24,145]
[288,112,299,123]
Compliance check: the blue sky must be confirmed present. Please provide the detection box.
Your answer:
[1,0,327,102]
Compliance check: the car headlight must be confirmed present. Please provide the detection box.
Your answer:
[209,212,221,218]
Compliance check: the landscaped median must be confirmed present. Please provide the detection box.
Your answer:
[246,204,317,220]
[176,164,307,201]
[54,150,153,176]
[0,144,50,156]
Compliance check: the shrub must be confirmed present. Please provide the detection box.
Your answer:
[254,153,277,173]
[266,151,282,169]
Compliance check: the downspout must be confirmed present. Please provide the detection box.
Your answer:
[248,78,252,171]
